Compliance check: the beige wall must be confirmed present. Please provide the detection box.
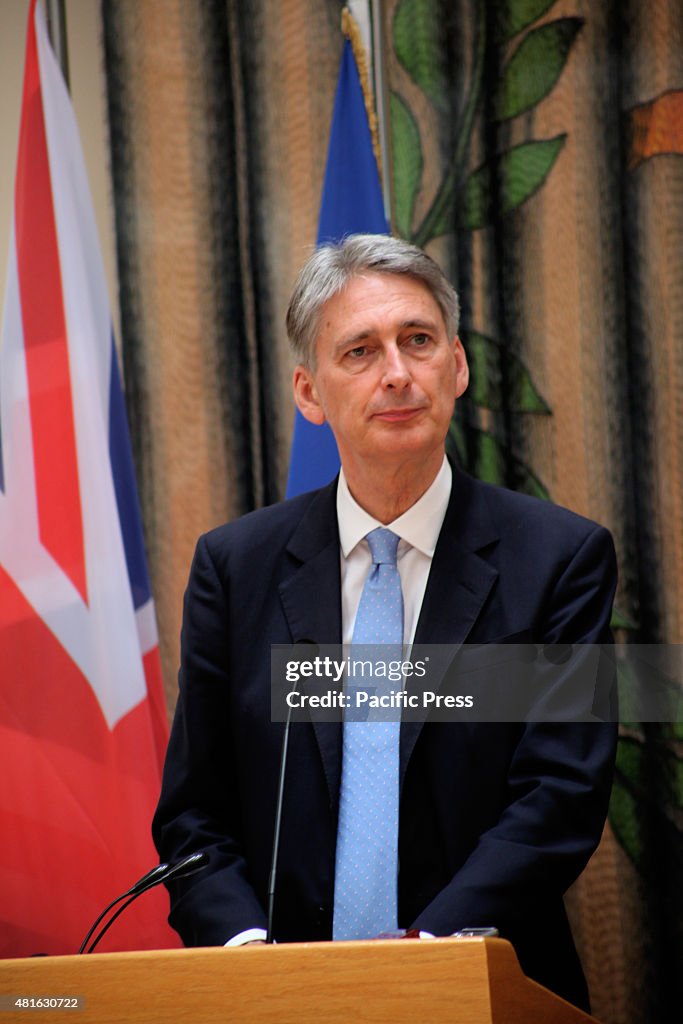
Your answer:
[0,0,119,339]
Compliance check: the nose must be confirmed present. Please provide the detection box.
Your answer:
[381,345,411,390]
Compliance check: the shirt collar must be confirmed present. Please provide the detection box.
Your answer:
[337,455,452,558]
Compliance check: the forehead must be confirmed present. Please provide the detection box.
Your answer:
[316,272,445,342]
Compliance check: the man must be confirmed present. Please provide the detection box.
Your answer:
[153,234,617,1012]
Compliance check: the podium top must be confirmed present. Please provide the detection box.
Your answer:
[0,937,597,1024]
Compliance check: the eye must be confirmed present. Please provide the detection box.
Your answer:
[346,345,368,359]
[409,333,430,347]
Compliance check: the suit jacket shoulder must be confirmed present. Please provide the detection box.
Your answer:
[451,465,614,549]
[203,482,335,558]
[416,466,617,647]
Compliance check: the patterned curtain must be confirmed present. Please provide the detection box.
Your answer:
[101,0,682,1018]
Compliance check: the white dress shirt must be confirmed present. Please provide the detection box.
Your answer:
[337,456,452,645]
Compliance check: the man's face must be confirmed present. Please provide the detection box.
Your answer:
[293,273,469,476]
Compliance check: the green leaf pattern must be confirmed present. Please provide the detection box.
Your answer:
[460,136,566,228]
[611,733,644,868]
[610,725,683,868]
[494,19,583,121]
[390,91,423,240]
[462,330,551,413]
[495,0,557,43]
[393,0,450,114]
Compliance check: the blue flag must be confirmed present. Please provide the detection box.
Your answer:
[285,38,389,498]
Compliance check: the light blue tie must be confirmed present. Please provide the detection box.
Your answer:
[333,527,403,940]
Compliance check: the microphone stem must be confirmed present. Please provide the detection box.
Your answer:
[266,700,296,943]
[77,891,130,955]
[86,886,153,954]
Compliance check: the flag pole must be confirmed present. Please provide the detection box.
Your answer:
[345,1,392,228]
[368,0,392,227]
[44,0,70,90]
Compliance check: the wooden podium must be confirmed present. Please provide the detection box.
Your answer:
[0,938,598,1023]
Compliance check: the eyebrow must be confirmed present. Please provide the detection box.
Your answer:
[332,319,440,354]
[399,318,440,333]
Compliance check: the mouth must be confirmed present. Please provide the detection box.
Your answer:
[371,407,425,423]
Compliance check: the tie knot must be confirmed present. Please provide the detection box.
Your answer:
[366,527,400,566]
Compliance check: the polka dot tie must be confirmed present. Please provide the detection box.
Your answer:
[333,528,402,940]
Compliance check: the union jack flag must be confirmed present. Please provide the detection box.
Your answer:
[0,0,177,955]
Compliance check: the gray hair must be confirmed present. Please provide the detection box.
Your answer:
[286,234,460,367]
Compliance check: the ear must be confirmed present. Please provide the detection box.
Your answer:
[451,336,469,399]
[292,365,326,426]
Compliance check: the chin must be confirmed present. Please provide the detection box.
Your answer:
[375,437,440,461]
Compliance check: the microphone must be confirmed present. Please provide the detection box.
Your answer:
[79,851,209,954]
[266,640,318,944]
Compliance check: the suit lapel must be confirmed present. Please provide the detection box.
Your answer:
[278,481,343,810]
[400,468,500,787]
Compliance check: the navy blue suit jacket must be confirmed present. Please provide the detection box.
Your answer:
[153,466,617,1011]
